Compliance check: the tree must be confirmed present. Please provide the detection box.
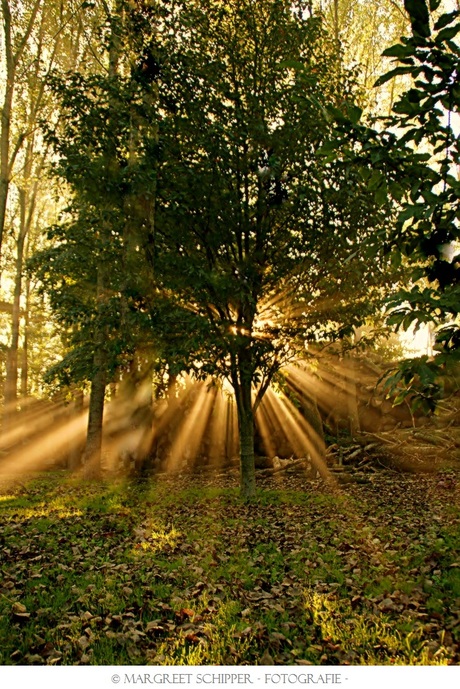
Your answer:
[382,1,459,344]
[330,0,460,409]
[0,0,108,420]
[0,0,42,272]
[34,0,161,471]
[146,0,398,498]
[318,0,411,110]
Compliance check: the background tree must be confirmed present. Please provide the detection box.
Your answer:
[0,0,107,419]
[34,0,161,471]
[382,0,460,407]
[314,0,416,118]
[326,0,459,411]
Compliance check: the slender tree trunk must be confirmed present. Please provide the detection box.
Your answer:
[3,235,25,425]
[333,0,339,45]
[82,266,107,476]
[83,352,106,474]
[0,0,42,272]
[67,387,84,470]
[3,189,28,418]
[81,1,124,476]
[20,276,30,398]
[238,405,256,500]
[234,373,256,500]
[0,0,14,269]
[3,129,41,421]
[3,353,17,421]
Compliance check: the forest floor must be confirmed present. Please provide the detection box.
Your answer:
[0,441,460,666]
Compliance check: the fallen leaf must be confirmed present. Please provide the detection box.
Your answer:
[259,650,274,665]
[12,602,27,615]
[77,636,90,650]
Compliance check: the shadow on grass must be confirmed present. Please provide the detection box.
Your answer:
[0,470,458,665]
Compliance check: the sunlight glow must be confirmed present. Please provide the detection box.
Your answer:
[0,408,88,485]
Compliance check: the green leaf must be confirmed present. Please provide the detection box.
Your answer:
[278,60,305,71]
[436,24,460,42]
[389,181,404,202]
[404,0,431,38]
[434,11,459,31]
[393,391,409,406]
[324,104,347,123]
[382,44,414,59]
[391,251,402,270]
[347,104,363,124]
[374,186,388,207]
[316,140,339,156]
[368,169,384,191]
[374,66,414,87]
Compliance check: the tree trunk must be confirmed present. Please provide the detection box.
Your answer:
[82,266,107,476]
[82,347,106,476]
[3,191,28,420]
[20,276,30,398]
[3,246,24,425]
[235,376,256,500]
[333,0,339,45]
[3,348,17,422]
[0,0,42,272]
[81,1,124,476]
[0,0,14,269]
[238,406,256,500]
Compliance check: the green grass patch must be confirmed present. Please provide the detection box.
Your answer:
[0,472,458,665]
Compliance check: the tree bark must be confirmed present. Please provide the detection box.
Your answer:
[20,276,30,398]
[81,1,124,476]
[3,188,29,418]
[0,0,16,269]
[333,0,339,45]
[237,402,256,500]
[234,370,256,500]
[82,266,107,476]
[0,0,42,271]
[3,227,26,425]
[82,343,106,475]
[3,125,42,422]
[83,354,106,475]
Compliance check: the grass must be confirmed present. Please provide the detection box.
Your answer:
[0,469,459,665]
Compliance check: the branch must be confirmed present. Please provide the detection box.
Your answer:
[13,0,43,67]
[387,0,408,21]
[8,132,26,175]
[253,357,279,415]
[1,0,12,74]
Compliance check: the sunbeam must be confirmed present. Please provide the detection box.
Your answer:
[261,386,330,480]
[164,381,216,472]
[0,409,88,485]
